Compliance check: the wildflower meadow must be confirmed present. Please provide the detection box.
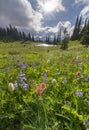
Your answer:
[0,41,89,130]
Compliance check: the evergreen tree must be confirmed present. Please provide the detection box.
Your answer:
[61,28,69,50]
[13,27,19,40]
[71,16,82,40]
[53,34,57,45]
[22,32,26,40]
[19,31,23,40]
[28,32,31,41]
[81,21,89,47]
[0,25,30,42]
[79,18,87,40]
[46,35,50,44]
[57,29,61,43]
[32,34,35,42]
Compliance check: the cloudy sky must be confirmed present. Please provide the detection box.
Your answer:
[0,0,89,35]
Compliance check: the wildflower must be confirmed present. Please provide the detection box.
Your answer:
[44,77,48,83]
[75,91,84,97]
[19,73,27,83]
[43,72,48,82]
[36,87,43,95]
[22,83,29,90]
[52,79,57,85]
[36,82,46,96]
[43,72,47,77]
[14,81,18,90]
[76,71,81,76]
[40,82,46,90]
[8,83,15,92]
[21,63,29,71]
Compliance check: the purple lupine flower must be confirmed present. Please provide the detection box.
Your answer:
[19,73,27,83]
[22,83,29,90]
[14,81,18,90]
[43,72,47,77]
[21,63,29,71]
[75,91,84,97]
[43,72,48,82]
[18,73,29,90]
[44,77,48,83]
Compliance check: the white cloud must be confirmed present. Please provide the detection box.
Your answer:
[74,0,89,24]
[0,0,43,32]
[37,0,66,13]
[75,0,89,4]
[80,5,89,20]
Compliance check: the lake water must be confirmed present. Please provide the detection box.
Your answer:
[36,43,56,47]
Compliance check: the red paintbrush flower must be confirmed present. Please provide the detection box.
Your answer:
[40,82,46,89]
[77,71,81,76]
[36,82,46,96]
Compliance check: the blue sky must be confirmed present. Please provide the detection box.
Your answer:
[0,0,89,36]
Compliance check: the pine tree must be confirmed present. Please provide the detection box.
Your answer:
[79,18,87,40]
[46,35,50,44]
[81,21,89,47]
[57,29,61,43]
[71,16,82,40]
[32,34,35,42]
[53,34,57,45]
[61,28,69,50]
[28,32,31,41]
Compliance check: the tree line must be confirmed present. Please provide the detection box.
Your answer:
[60,15,89,49]
[0,15,89,48]
[71,15,89,47]
[0,24,33,42]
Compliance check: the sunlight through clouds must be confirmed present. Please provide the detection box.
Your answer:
[37,0,65,13]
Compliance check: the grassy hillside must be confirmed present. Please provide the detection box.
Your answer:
[0,41,89,130]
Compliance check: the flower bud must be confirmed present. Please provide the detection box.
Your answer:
[8,83,15,92]
[52,79,57,85]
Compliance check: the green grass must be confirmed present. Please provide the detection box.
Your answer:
[0,41,89,130]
